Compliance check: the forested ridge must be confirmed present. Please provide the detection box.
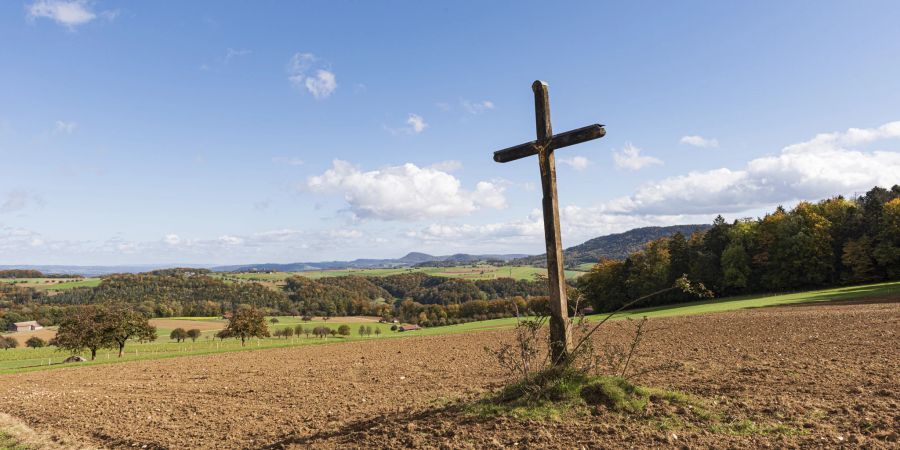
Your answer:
[513,224,711,267]
[0,269,550,328]
[579,185,900,312]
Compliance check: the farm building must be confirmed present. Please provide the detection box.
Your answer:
[398,325,421,332]
[7,321,43,332]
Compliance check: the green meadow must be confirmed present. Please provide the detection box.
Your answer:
[0,278,101,291]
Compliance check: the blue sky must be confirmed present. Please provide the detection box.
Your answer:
[1,1,899,265]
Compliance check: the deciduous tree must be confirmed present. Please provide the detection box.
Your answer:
[170,328,188,343]
[223,308,269,346]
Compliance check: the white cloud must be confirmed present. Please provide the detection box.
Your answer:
[53,120,76,134]
[680,135,719,148]
[271,156,304,166]
[26,0,115,29]
[287,53,337,99]
[249,229,305,243]
[558,155,591,171]
[386,114,428,135]
[430,160,463,172]
[307,160,506,221]
[408,207,709,248]
[607,121,900,215]
[163,234,181,245]
[407,114,427,134]
[305,70,337,99]
[612,143,663,170]
[408,210,544,242]
[218,235,244,245]
[326,229,363,239]
[461,100,495,115]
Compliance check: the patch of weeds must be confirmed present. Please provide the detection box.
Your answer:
[0,431,29,450]
[465,366,707,423]
[580,376,648,413]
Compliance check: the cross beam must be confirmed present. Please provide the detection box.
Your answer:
[493,80,605,365]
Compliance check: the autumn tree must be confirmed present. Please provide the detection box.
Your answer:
[26,336,46,348]
[874,198,900,278]
[215,329,231,341]
[186,328,201,342]
[842,236,876,283]
[170,328,188,343]
[102,306,157,357]
[223,308,269,346]
[51,305,107,360]
[0,336,17,350]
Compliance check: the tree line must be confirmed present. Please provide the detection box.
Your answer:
[578,186,900,312]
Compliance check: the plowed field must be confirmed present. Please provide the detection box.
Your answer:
[0,299,896,449]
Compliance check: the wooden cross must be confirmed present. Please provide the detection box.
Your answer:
[493,80,605,365]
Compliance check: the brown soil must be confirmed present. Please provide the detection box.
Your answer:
[0,300,897,449]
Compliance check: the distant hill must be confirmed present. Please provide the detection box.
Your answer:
[512,225,711,268]
[211,252,529,273]
[0,264,212,277]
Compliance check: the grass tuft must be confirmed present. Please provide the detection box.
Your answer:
[466,367,707,422]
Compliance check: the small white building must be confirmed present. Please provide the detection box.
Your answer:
[7,321,42,332]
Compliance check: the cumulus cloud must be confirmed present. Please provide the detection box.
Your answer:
[558,155,591,171]
[386,114,428,135]
[430,160,463,172]
[607,121,900,215]
[53,121,76,134]
[612,143,663,170]
[163,234,182,245]
[307,160,506,221]
[26,0,115,29]
[680,135,719,148]
[287,53,337,99]
[407,210,544,242]
[408,207,710,248]
[461,99,495,115]
[406,114,428,134]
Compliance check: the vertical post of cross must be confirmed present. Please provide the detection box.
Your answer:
[533,81,572,364]
[493,80,605,366]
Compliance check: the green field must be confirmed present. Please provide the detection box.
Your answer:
[0,278,101,291]
[220,265,585,282]
[0,281,896,375]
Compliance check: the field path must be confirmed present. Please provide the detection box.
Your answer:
[0,299,897,449]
